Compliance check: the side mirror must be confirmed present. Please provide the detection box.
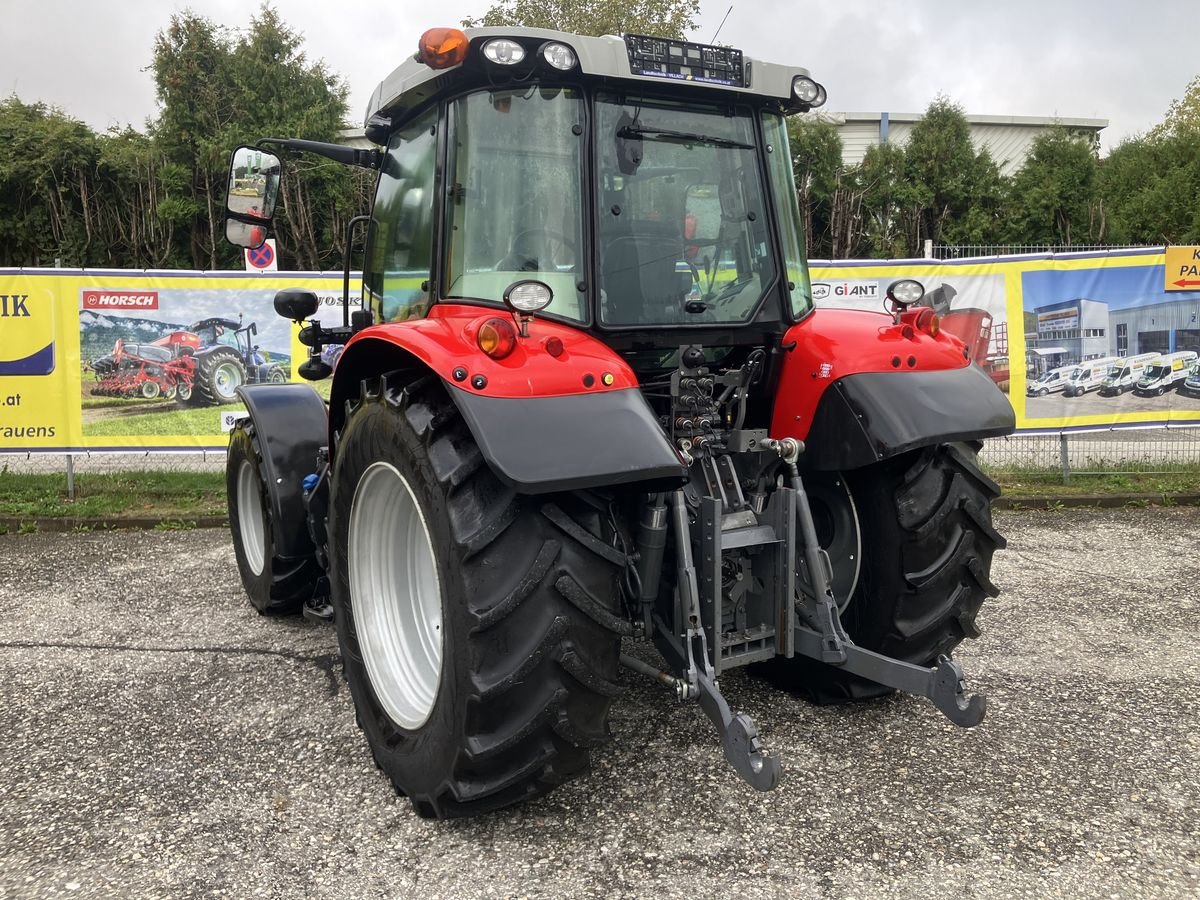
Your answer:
[274,288,319,322]
[225,145,281,249]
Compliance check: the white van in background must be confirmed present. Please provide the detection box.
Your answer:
[1133,351,1199,396]
[1098,353,1159,396]
[1026,365,1076,397]
[1062,357,1123,397]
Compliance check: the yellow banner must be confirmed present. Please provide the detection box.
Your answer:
[3,251,1198,451]
[0,270,344,451]
[812,250,1200,432]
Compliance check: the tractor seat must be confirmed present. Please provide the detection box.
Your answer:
[601,220,685,324]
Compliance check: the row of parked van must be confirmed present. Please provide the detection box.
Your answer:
[1026,351,1200,399]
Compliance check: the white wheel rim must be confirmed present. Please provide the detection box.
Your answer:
[348,461,443,730]
[215,362,243,398]
[236,459,266,576]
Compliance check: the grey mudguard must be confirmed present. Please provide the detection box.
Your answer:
[446,384,688,494]
[236,384,328,558]
[801,364,1016,471]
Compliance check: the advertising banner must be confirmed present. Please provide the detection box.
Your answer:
[4,250,1198,453]
[812,249,1200,433]
[0,270,343,451]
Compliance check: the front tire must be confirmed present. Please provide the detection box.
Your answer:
[226,422,317,614]
[753,442,1004,703]
[329,375,624,818]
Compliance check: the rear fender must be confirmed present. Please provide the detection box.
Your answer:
[772,308,1015,469]
[235,383,328,560]
[330,304,686,494]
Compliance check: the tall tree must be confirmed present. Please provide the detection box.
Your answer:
[150,4,355,270]
[0,98,118,267]
[786,116,863,259]
[1151,74,1200,139]
[463,0,700,38]
[858,142,918,258]
[902,97,1003,251]
[1005,127,1100,245]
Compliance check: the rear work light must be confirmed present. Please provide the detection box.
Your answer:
[418,28,469,69]
[477,317,517,359]
[541,42,577,71]
[791,76,827,107]
[483,38,525,65]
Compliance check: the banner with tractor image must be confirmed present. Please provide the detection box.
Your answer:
[3,250,1197,452]
[0,269,344,451]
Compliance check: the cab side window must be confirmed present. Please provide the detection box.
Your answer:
[364,108,438,324]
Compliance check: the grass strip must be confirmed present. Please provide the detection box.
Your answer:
[0,471,225,520]
[3,466,1200,527]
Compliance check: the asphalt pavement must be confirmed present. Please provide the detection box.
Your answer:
[1,508,1198,899]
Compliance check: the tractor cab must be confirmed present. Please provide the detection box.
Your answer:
[226,27,826,359]
[188,317,242,352]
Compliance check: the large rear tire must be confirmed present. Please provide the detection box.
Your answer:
[194,349,246,406]
[226,421,318,614]
[752,441,1004,703]
[329,374,624,819]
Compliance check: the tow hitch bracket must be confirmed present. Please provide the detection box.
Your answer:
[780,439,987,728]
[695,669,782,791]
[793,628,986,727]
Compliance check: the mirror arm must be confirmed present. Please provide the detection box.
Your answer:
[256,138,382,170]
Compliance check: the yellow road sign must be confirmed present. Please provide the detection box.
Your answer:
[1165,245,1200,291]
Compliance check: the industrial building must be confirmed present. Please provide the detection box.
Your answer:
[1024,298,1110,373]
[1108,298,1200,356]
[824,112,1108,175]
[1026,295,1200,373]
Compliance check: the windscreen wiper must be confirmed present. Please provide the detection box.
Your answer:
[617,126,753,150]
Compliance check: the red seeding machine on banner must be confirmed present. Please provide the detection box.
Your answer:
[89,317,286,404]
[220,26,1015,818]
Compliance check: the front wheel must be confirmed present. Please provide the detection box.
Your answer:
[752,442,1005,703]
[329,375,624,818]
[226,422,317,614]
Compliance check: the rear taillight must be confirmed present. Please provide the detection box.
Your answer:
[913,307,941,337]
[477,317,517,359]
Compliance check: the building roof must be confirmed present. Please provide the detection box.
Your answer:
[821,111,1108,175]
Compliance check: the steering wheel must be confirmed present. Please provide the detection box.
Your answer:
[496,227,576,272]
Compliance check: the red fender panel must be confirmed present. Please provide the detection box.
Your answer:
[771,307,972,442]
[341,304,638,399]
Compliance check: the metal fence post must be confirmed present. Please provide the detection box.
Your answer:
[65,453,76,500]
[1059,434,1071,485]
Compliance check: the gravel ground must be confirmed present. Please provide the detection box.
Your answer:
[1,508,1198,899]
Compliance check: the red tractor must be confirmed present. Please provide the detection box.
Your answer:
[222,27,1014,819]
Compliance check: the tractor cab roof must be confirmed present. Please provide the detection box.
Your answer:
[365,27,825,132]
[189,317,242,332]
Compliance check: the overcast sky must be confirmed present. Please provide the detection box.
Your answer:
[4,0,1198,153]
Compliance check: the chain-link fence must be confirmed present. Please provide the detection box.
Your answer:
[4,427,1200,497]
[931,243,1153,259]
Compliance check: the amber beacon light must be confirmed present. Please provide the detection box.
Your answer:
[418,28,469,69]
